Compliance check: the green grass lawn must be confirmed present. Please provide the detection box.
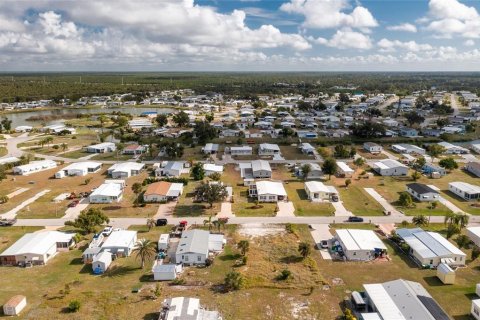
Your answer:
[173,179,219,217]
[338,184,384,216]
[0,146,7,157]
[61,149,90,159]
[284,181,335,216]
[279,145,314,160]
[399,201,452,216]
[91,152,133,161]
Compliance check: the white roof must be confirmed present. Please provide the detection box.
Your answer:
[203,163,223,173]
[93,251,111,263]
[373,159,406,170]
[0,231,73,256]
[62,161,102,171]
[259,143,280,151]
[91,182,123,197]
[449,181,480,193]
[251,160,271,172]
[255,181,286,196]
[363,284,405,320]
[0,157,19,165]
[336,229,386,251]
[108,162,145,173]
[467,226,480,238]
[230,146,252,151]
[301,143,315,150]
[102,230,137,248]
[167,183,184,197]
[438,141,468,151]
[305,181,331,193]
[336,161,354,173]
[88,142,115,149]
[14,160,56,171]
[159,234,170,243]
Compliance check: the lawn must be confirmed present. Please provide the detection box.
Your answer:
[62,149,90,159]
[279,145,314,160]
[173,179,220,217]
[337,184,384,216]
[91,152,133,161]
[0,146,7,157]
[399,201,452,216]
[284,181,335,216]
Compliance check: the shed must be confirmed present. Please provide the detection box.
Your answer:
[92,251,112,274]
[437,263,455,284]
[3,295,27,316]
[152,261,182,281]
[158,234,170,251]
[472,299,480,320]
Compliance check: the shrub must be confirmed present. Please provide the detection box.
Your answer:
[67,300,81,313]
[277,269,292,281]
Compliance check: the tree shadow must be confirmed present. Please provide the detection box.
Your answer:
[101,265,137,278]
[423,276,444,287]
[69,257,84,265]
[280,255,303,264]
[295,189,309,201]
[139,274,152,282]
[143,313,159,320]
[218,253,241,261]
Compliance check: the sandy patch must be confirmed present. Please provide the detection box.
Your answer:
[238,223,285,238]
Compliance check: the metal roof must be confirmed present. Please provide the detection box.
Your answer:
[336,229,386,251]
[176,230,209,255]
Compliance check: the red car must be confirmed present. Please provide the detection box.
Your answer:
[68,200,80,208]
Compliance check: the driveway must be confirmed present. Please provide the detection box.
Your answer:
[0,189,50,219]
[153,201,178,218]
[381,150,399,160]
[309,224,333,260]
[218,202,235,218]
[427,184,466,214]
[7,187,29,199]
[62,198,90,219]
[364,188,402,216]
[276,201,295,217]
[332,201,353,216]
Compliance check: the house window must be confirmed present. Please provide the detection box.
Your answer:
[184,256,188,261]
[197,256,201,262]
[353,252,356,256]
[430,259,433,265]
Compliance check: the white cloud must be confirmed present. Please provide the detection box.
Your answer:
[464,39,475,46]
[377,39,433,52]
[424,0,480,38]
[312,29,372,49]
[386,23,417,33]
[280,0,378,30]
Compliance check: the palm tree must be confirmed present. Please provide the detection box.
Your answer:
[298,242,311,259]
[237,240,250,256]
[61,143,68,152]
[455,235,472,249]
[203,215,213,230]
[412,214,428,227]
[146,218,156,232]
[132,239,157,269]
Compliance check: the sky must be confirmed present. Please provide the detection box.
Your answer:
[1,0,480,71]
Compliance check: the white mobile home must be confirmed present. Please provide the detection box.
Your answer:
[2,295,27,316]
[13,160,57,175]
[259,143,281,156]
[448,182,480,201]
[85,142,116,153]
[89,181,124,203]
[107,162,145,178]
[406,183,440,202]
[175,230,210,265]
[392,144,426,155]
[100,230,137,257]
[156,161,184,177]
[396,228,466,267]
[239,160,272,179]
[371,159,408,176]
[300,143,315,155]
[55,161,102,178]
[466,161,480,177]
[152,262,182,281]
[363,142,382,154]
[336,161,354,178]
[335,229,387,261]
[143,181,183,203]
[0,231,74,266]
[203,163,223,176]
[249,180,287,202]
[228,146,253,156]
[158,234,170,251]
[304,181,338,202]
[467,227,480,247]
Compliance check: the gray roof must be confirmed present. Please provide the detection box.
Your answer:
[406,183,439,195]
[165,161,184,171]
[176,230,209,255]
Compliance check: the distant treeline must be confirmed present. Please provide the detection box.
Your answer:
[1,72,480,102]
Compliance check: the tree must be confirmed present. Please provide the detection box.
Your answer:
[147,218,156,231]
[339,93,350,103]
[344,308,357,320]
[345,178,351,188]
[446,223,460,239]
[398,192,414,208]
[132,239,157,269]
[1,118,12,131]
[61,143,68,152]
[411,171,421,181]
[209,172,222,181]
[427,144,445,160]
[224,271,244,291]
[195,182,228,208]
[297,100,312,111]
[114,115,129,127]
[351,121,386,138]
[155,114,168,127]
[193,121,217,144]
[414,156,426,171]
[84,177,92,185]
[132,182,143,195]
[237,240,250,256]
[172,111,190,127]
[353,157,365,167]
[298,242,311,259]
[0,195,9,204]
[190,162,205,181]
[439,157,458,172]
[365,108,382,118]
[280,127,294,138]
[277,269,292,281]
[205,113,214,123]
[65,208,109,234]
[404,111,425,127]
[412,214,428,227]
[430,201,438,210]
[334,144,350,158]
[455,234,472,249]
[321,158,337,179]
[300,164,311,180]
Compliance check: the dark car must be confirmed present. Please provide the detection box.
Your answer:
[347,216,364,222]
[156,218,168,226]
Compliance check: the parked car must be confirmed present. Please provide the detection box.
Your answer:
[0,218,17,226]
[68,200,80,208]
[156,218,168,226]
[347,216,364,222]
[331,195,339,202]
[102,226,113,236]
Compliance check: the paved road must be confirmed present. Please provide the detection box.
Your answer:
[450,93,460,116]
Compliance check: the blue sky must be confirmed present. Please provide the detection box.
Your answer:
[0,0,480,71]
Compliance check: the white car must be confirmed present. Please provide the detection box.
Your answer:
[102,226,113,236]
